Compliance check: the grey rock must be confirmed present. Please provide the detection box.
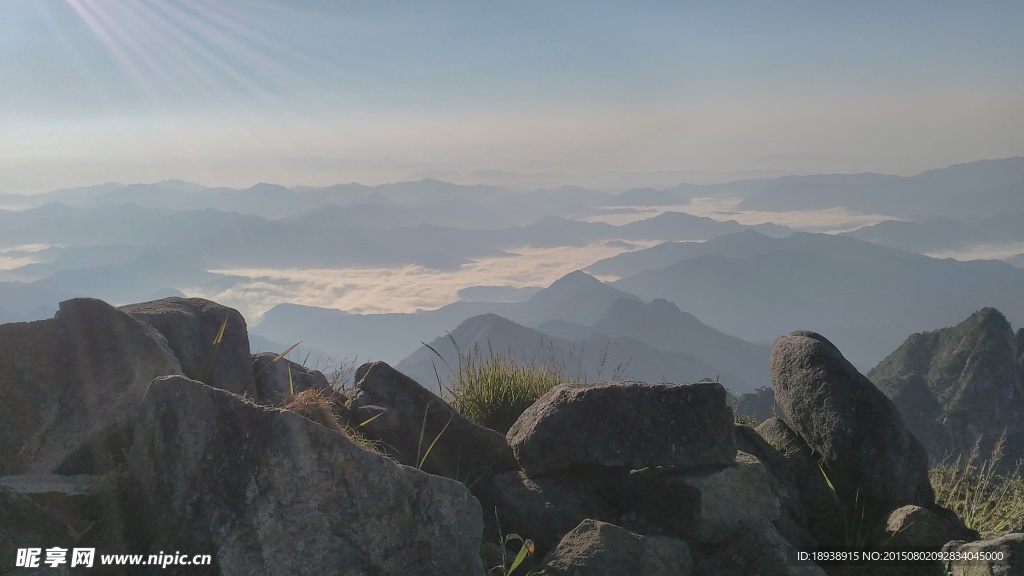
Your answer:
[944,532,1024,576]
[0,298,182,475]
[507,381,737,477]
[771,331,933,521]
[613,451,780,544]
[534,519,695,576]
[120,297,254,395]
[348,361,518,485]
[756,417,845,548]
[252,352,333,404]
[129,375,485,576]
[736,423,816,548]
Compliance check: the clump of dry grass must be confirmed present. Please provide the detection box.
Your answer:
[283,388,346,433]
[282,388,390,458]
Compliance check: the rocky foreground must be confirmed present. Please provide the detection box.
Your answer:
[2,297,1022,575]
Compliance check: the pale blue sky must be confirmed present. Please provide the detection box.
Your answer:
[3,1,1022,192]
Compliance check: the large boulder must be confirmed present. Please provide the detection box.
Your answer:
[0,298,182,475]
[252,352,334,405]
[534,519,695,576]
[507,381,737,477]
[770,331,933,519]
[129,375,485,576]
[347,361,518,485]
[120,297,254,395]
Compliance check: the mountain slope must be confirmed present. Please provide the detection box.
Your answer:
[589,297,771,391]
[841,218,993,254]
[737,157,1024,220]
[506,270,641,328]
[868,308,1024,471]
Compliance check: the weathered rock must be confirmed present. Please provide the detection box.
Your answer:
[736,424,816,548]
[129,375,485,576]
[884,504,978,549]
[0,298,182,475]
[756,417,845,547]
[534,519,695,576]
[944,532,1024,576]
[694,521,829,576]
[252,352,334,404]
[771,331,933,520]
[120,297,254,395]
[348,361,518,485]
[507,381,737,477]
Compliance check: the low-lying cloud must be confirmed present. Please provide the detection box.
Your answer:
[192,242,653,322]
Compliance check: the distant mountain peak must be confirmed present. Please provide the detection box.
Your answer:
[964,307,1011,334]
[548,270,602,290]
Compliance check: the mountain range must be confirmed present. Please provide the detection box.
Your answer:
[589,230,1024,368]
[3,157,1024,387]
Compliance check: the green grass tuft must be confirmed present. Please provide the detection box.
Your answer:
[436,340,570,434]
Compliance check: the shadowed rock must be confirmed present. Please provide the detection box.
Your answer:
[694,521,828,576]
[129,375,485,576]
[507,381,737,477]
[756,417,845,547]
[0,473,140,574]
[0,298,182,475]
[534,519,695,576]
[488,470,613,558]
[883,505,977,549]
[770,331,933,521]
[347,361,518,485]
[487,451,779,558]
[120,297,254,395]
[944,532,1024,576]
[735,424,816,548]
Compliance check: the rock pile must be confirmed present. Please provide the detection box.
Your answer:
[1,298,1020,575]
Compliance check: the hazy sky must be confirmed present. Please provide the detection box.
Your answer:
[3,1,1023,193]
